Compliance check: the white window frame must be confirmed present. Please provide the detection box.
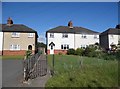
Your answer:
[10,44,20,51]
[28,33,34,38]
[110,35,114,39]
[81,34,87,39]
[11,32,20,38]
[94,35,98,39]
[62,33,68,38]
[50,33,54,38]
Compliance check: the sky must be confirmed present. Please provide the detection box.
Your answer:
[2,2,118,43]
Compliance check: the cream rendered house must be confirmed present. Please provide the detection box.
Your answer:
[46,21,99,54]
[1,18,38,55]
[100,24,120,50]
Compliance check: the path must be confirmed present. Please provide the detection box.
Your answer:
[2,55,51,88]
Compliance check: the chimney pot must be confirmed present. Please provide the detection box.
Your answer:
[68,21,73,28]
[7,17,13,26]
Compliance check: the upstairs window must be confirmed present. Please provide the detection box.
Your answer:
[50,33,54,38]
[11,32,20,37]
[10,44,20,50]
[28,33,34,38]
[94,35,98,39]
[110,35,114,39]
[62,34,68,38]
[81,34,87,38]
[61,44,69,50]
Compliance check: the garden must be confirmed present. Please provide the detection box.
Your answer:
[45,45,119,87]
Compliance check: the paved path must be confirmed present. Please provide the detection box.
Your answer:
[2,55,51,88]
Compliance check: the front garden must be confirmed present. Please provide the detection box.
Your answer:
[45,45,119,87]
[46,55,118,87]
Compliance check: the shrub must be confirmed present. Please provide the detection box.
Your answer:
[26,50,32,59]
[67,49,75,55]
[75,48,84,56]
[83,47,96,57]
[115,50,120,60]
[58,52,62,55]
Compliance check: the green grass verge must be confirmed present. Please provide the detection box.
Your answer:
[45,55,118,87]
[2,55,24,60]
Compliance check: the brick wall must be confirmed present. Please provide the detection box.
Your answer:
[47,50,67,54]
[0,51,2,55]
[2,50,35,55]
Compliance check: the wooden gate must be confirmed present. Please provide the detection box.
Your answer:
[23,53,47,81]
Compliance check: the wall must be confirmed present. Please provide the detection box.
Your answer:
[47,32,75,54]
[108,34,118,49]
[75,34,99,49]
[0,32,3,55]
[100,34,109,50]
[3,32,36,55]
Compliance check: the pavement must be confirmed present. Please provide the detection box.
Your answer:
[2,57,51,88]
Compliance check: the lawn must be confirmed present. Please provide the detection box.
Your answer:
[45,55,118,87]
[2,55,24,60]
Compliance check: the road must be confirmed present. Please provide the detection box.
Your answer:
[2,59,23,87]
[2,56,50,88]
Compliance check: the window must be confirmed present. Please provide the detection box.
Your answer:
[110,35,114,39]
[81,45,86,49]
[50,33,54,38]
[11,32,20,37]
[61,44,69,50]
[81,34,87,38]
[28,33,34,37]
[10,44,20,50]
[94,35,98,39]
[62,34,68,38]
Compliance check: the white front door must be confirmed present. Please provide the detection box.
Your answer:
[50,46,54,54]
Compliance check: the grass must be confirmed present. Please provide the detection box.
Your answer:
[45,55,118,87]
[2,55,24,60]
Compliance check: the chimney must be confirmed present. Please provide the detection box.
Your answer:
[68,21,73,28]
[116,24,120,29]
[7,17,13,26]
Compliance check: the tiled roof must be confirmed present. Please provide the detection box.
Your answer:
[1,24,37,33]
[46,26,99,34]
[100,28,120,35]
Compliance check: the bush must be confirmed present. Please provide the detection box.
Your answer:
[75,48,84,56]
[83,47,96,57]
[67,49,75,55]
[26,50,32,59]
[115,50,120,60]
[102,53,116,60]
[58,52,62,55]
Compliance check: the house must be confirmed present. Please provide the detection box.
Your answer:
[1,17,38,55]
[0,31,3,55]
[46,21,99,54]
[100,24,120,51]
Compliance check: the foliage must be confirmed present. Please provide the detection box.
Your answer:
[46,55,118,87]
[37,42,46,48]
[75,48,84,56]
[58,52,62,55]
[67,49,75,55]
[83,46,96,57]
[26,50,32,59]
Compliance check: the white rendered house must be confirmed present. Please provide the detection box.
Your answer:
[100,24,120,50]
[46,21,99,54]
[0,31,3,55]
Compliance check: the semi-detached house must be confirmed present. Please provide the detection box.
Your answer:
[100,24,120,50]
[0,18,38,55]
[46,21,100,54]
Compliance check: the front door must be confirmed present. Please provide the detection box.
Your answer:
[50,45,54,54]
